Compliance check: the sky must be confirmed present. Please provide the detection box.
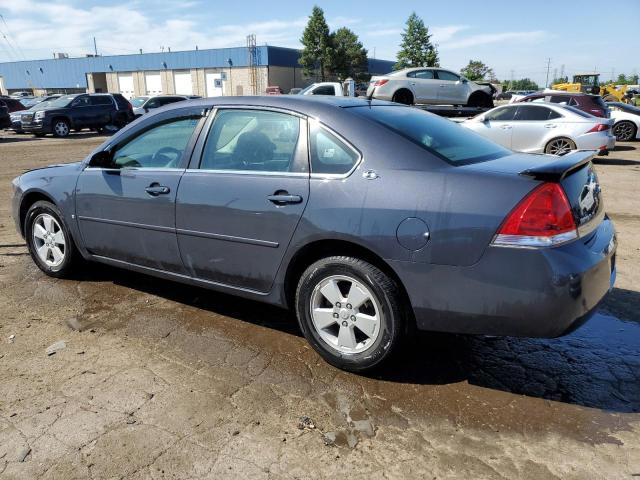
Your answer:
[0,0,637,86]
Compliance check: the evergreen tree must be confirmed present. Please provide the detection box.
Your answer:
[460,60,495,81]
[394,13,439,70]
[299,6,332,81]
[330,27,368,81]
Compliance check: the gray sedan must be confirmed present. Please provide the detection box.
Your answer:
[11,97,616,372]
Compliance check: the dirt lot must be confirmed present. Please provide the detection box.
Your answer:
[0,131,638,479]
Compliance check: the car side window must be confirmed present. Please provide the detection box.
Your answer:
[200,109,301,173]
[112,117,200,169]
[311,85,336,95]
[90,96,113,106]
[408,70,434,80]
[484,107,516,121]
[435,70,460,82]
[514,105,558,121]
[71,96,90,107]
[309,122,359,175]
[146,98,160,109]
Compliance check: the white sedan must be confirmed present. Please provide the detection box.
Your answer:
[463,103,615,155]
[607,102,640,141]
[367,68,493,107]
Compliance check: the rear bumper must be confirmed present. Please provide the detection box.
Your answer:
[393,216,616,337]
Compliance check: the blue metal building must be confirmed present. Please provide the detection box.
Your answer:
[0,45,394,93]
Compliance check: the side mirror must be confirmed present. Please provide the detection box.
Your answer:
[88,149,115,168]
[144,107,149,113]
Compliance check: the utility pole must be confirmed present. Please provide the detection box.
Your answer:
[93,37,97,56]
[545,58,551,87]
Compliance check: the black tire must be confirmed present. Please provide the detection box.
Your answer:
[52,119,70,138]
[392,89,414,105]
[33,133,46,138]
[295,256,405,372]
[613,121,637,142]
[24,201,78,278]
[467,92,493,108]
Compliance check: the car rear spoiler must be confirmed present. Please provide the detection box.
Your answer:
[519,150,595,182]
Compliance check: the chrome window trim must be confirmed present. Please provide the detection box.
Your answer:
[184,168,308,178]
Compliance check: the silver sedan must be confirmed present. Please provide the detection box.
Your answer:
[463,103,616,155]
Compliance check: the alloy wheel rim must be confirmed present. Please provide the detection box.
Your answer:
[614,123,633,140]
[55,122,69,136]
[32,214,66,267]
[549,139,572,155]
[309,275,382,354]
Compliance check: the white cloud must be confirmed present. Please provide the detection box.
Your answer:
[440,30,548,50]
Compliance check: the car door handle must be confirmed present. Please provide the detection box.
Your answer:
[500,125,512,129]
[145,184,170,196]
[439,84,446,87]
[267,192,303,205]
[544,124,557,128]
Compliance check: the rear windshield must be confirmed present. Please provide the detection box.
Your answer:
[351,106,510,165]
[563,105,593,118]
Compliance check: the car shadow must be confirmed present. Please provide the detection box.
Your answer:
[593,158,640,166]
[612,145,637,152]
[73,264,640,413]
[0,135,44,143]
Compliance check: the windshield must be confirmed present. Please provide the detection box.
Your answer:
[130,97,149,107]
[351,106,510,165]
[42,95,77,109]
[298,85,316,95]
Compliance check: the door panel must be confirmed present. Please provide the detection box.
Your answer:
[75,115,202,272]
[410,70,438,103]
[435,70,463,104]
[76,169,185,272]
[479,122,513,148]
[176,173,308,291]
[176,109,309,293]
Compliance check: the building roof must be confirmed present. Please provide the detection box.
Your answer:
[0,46,395,90]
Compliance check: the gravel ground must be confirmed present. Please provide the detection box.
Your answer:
[0,130,638,479]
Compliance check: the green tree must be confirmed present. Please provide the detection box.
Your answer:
[460,60,495,81]
[394,12,439,70]
[506,78,539,91]
[551,76,569,85]
[330,27,368,81]
[299,6,332,81]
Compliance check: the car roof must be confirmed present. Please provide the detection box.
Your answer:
[162,95,396,115]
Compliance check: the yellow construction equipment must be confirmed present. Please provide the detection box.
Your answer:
[552,73,629,102]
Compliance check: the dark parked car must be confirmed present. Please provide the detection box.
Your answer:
[515,92,610,118]
[9,95,64,133]
[11,97,616,372]
[21,93,134,137]
[0,96,26,113]
[0,104,10,129]
[131,95,191,117]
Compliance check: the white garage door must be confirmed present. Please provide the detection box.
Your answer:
[174,71,193,95]
[145,72,162,95]
[117,73,134,99]
[205,72,223,97]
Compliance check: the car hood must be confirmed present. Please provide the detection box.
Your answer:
[19,161,84,181]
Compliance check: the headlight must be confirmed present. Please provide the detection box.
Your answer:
[34,111,46,120]
[10,113,19,121]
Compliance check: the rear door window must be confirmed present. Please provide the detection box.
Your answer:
[200,109,302,173]
[407,70,435,79]
[90,96,113,106]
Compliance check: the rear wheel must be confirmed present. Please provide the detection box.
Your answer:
[545,137,576,156]
[52,119,70,138]
[24,201,78,278]
[295,256,405,372]
[467,92,493,108]
[613,121,637,141]
[392,89,414,105]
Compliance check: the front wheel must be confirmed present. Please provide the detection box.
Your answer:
[52,119,70,138]
[295,256,405,372]
[24,201,78,277]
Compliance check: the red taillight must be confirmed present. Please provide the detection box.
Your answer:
[373,79,389,87]
[493,183,577,247]
[589,109,604,117]
[586,123,609,133]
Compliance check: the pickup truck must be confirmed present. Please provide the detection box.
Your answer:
[298,82,347,96]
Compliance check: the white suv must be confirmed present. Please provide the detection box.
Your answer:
[367,68,493,107]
